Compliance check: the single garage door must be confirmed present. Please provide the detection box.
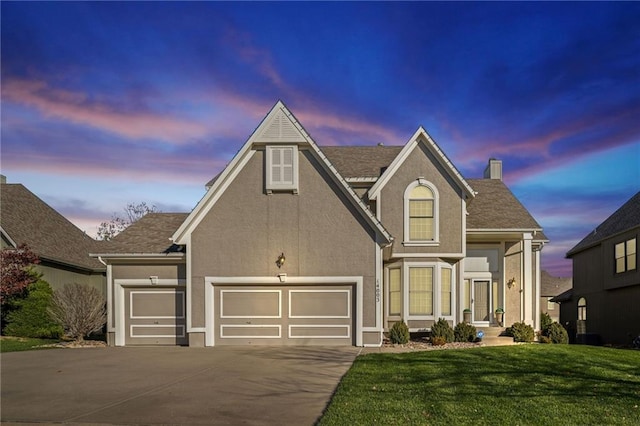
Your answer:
[215,284,354,346]
[124,287,188,345]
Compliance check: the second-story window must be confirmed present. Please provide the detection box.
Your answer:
[404,179,438,244]
[615,238,636,273]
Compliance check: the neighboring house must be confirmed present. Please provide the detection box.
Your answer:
[540,270,571,323]
[562,192,640,345]
[0,177,106,295]
[93,102,547,347]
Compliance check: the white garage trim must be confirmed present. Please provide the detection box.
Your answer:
[205,276,363,347]
[220,324,282,339]
[288,289,350,319]
[288,325,350,339]
[130,325,186,338]
[220,289,282,318]
[129,290,185,319]
[114,279,186,347]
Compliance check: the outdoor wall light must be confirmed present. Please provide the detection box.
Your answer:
[507,277,516,289]
[276,253,286,269]
[150,275,159,285]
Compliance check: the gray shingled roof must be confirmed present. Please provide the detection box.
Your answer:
[467,179,546,238]
[104,213,188,254]
[567,191,640,256]
[322,146,404,178]
[540,270,572,297]
[0,183,105,270]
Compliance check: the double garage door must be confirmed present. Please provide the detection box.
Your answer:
[215,284,355,346]
[124,287,188,346]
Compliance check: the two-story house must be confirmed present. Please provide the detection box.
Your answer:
[93,102,547,347]
[562,192,640,345]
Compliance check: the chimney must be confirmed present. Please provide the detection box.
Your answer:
[483,159,502,180]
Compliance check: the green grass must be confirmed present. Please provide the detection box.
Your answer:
[0,336,60,352]
[320,345,640,425]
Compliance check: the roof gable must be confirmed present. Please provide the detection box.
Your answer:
[172,101,392,245]
[567,191,640,256]
[367,127,475,200]
[0,183,105,270]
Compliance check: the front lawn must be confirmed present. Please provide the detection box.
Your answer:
[0,336,60,353]
[320,345,640,425]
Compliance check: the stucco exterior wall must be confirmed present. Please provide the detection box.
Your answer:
[379,143,463,254]
[504,241,522,326]
[190,149,378,333]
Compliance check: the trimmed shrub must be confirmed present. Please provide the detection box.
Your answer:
[430,318,454,343]
[431,336,447,346]
[454,322,477,342]
[389,320,410,344]
[506,321,535,342]
[545,322,569,344]
[537,332,552,344]
[4,280,62,338]
[540,312,553,334]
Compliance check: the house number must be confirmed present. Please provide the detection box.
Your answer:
[375,279,381,302]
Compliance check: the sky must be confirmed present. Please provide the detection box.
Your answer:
[1,2,639,278]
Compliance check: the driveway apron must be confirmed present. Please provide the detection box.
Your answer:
[1,346,359,425]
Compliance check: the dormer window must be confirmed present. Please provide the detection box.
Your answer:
[266,145,298,194]
[404,179,439,245]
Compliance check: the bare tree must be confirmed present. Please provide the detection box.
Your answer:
[49,283,106,342]
[97,202,159,241]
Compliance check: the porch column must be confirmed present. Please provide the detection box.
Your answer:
[523,233,533,326]
[534,246,541,330]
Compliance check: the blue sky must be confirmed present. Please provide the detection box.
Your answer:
[2,2,639,277]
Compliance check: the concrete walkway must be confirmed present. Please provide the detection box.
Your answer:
[1,346,360,425]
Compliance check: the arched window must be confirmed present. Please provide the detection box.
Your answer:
[577,297,587,320]
[404,180,439,244]
[577,297,587,334]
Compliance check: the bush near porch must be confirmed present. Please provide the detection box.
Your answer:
[319,345,640,425]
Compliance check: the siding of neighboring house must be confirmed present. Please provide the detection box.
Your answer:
[564,192,640,345]
[0,182,106,295]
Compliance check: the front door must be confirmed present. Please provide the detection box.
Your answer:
[472,280,491,324]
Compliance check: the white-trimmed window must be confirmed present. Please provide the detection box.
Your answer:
[404,179,439,245]
[266,145,298,193]
[409,267,433,315]
[547,297,555,311]
[388,269,401,316]
[615,238,636,273]
[440,267,452,316]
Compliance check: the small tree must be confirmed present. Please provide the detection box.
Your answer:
[0,244,40,304]
[49,284,106,342]
[97,202,159,241]
[4,279,62,339]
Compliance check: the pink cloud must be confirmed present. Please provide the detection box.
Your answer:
[3,78,210,143]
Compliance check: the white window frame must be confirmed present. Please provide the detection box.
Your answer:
[402,262,455,322]
[266,145,299,194]
[403,179,439,246]
[386,268,402,318]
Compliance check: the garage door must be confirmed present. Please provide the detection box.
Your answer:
[124,287,188,345]
[215,284,354,345]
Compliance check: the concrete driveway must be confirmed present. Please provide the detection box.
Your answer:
[1,346,360,425]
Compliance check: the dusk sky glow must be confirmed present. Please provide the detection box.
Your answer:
[2,2,639,277]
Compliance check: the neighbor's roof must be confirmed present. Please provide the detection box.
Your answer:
[100,213,189,255]
[466,179,547,239]
[567,191,640,257]
[540,270,572,297]
[322,146,404,179]
[0,183,104,270]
